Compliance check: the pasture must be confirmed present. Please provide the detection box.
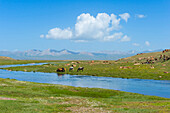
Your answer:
[0,78,169,113]
[0,51,170,112]
[3,59,169,80]
[1,51,169,80]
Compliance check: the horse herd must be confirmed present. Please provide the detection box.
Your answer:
[56,67,84,72]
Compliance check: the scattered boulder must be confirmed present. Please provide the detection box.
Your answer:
[134,63,140,65]
[164,71,169,73]
[103,61,109,63]
[72,64,76,67]
[137,53,143,55]
[150,66,154,69]
[120,66,132,69]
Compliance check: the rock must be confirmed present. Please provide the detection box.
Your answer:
[150,66,154,69]
[134,63,140,65]
[164,71,169,73]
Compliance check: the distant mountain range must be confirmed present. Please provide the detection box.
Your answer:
[0,49,164,60]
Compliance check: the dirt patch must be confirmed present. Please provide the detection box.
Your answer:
[0,56,15,60]
[67,106,110,113]
[0,97,16,100]
[118,101,170,110]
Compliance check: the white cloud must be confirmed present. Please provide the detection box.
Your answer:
[136,14,146,18]
[119,13,130,22]
[132,43,140,46]
[42,13,131,42]
[73,40,88,43]
[75,13,121,40]
[108,14,121,31]
[145,41,150,46]
[40,34,44,38]
[104,32,123,41]
[46,27,72,39]
[120,35,131,42]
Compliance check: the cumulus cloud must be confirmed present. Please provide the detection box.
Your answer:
[42,13,131,42]
[120,35,131,42]
[136,14,146,18]
[109,14,121,30]
[104,32,123,41]
[145,41,150,46]
[75,13,123,40]
[75,13,109,40]
[119,13,130,22]
[45,27,72,39]
[132,43,140,46]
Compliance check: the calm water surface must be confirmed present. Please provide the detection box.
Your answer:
[0,63,169,98]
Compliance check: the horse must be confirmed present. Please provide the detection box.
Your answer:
[77,67,84,72]
[69,67,74,71]
[56,68,66,72]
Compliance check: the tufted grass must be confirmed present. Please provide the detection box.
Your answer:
[0,78,169,113]
[3,59,170,80]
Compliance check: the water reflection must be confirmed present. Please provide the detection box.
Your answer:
[58,74,64,76]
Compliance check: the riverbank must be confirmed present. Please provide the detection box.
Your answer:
[2,60,170,80]
[0,78,169,112]
[0,56,64,65]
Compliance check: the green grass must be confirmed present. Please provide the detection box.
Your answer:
[1,51,169,80]
[0,56,66,65]
[3,60,169,80]
[0,52,170,112]
[1,51,170,80]
[0,78,169,113]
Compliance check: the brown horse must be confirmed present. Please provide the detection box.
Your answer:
[57,68,66,72]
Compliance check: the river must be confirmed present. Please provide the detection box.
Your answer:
[0,63,169,98]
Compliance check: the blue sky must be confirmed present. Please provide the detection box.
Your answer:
[0,0,169,52]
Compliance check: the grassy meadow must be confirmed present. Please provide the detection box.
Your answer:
[2,51,169,80]
[0,78,169,113]
[0,56,60,65]
[0,51,169,112]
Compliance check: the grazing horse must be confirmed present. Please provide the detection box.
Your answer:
[77,67,84,72]
[57,68,66,72]
[69,67,74,71]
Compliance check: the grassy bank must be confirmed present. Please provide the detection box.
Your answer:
[0,78,169,113]
[3,60,170,80]
[0,56,64,65]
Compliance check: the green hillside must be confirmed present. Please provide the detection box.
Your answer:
[0,56,54,65]
[117,51,170,63]
[0,56,15,61]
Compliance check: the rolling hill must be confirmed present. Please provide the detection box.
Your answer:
[0,56,15,61]
[117,50,170,63]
